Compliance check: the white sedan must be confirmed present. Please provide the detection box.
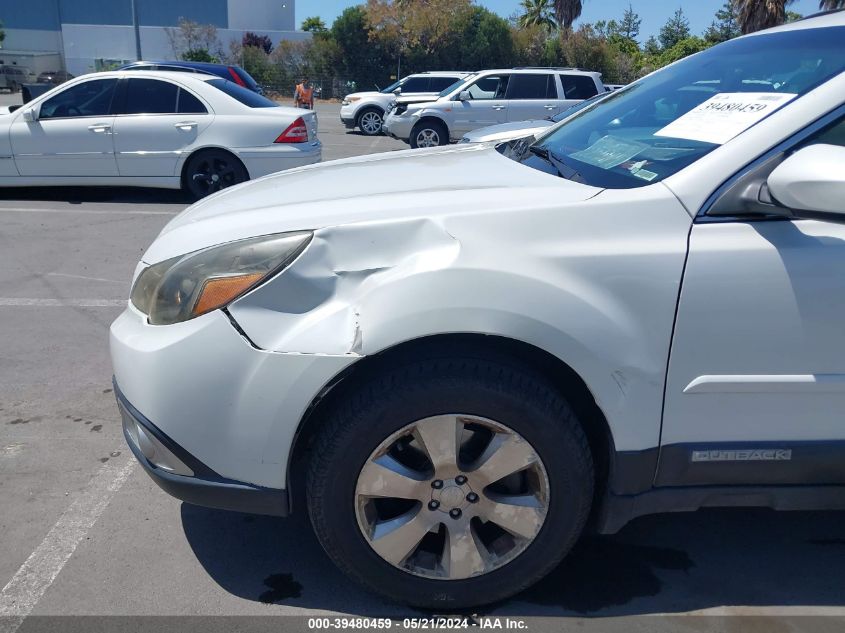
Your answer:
[0,70,321,198]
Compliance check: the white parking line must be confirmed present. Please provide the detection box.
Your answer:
[46,273,125,284]
[0,458,136,630]
[0,207,180,216]
[0,299,126,307]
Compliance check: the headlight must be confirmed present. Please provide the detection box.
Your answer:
[130,231,312,325]
[342,97,360,105]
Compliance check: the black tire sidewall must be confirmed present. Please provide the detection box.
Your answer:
[308,364,592,609]
[183,150,247,200]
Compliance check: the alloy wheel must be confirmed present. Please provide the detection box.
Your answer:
[415,128,441,148]
[360,111,383,135]
[189,155,241,198]
[354,414,549,580]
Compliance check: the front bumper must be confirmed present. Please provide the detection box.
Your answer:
[116,381,289,516]
[382,114,413,142]
[340,103,357,127]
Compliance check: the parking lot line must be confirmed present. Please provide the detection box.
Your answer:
[0,458,135,630]
[0,207,180,216]
[0,299,126,307]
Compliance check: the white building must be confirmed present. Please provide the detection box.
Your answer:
[0,0,309,76]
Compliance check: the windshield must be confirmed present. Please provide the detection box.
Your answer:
[550,93,611,122]
[207,78,277,108]
[440,75,474,98]
[380,79,402,94]
[524,27,845,189]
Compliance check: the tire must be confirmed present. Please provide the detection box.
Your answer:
[306,357,594,609]
[9,82,17,94]
[182,149,249,200]
[410,120,449,149]
[356,107,384,136]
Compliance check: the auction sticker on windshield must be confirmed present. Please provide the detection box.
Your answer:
[655,92,797,145]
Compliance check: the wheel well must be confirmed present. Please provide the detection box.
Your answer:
[287,333,613,515]
[414,116,447,133]
[356,105,384,119]
[180,147,249,186]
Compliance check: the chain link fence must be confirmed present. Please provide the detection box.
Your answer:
[260,77,361,102]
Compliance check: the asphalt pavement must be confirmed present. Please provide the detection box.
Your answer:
[1,92,844,631]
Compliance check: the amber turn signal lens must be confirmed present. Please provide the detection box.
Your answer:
[192,273,264,316]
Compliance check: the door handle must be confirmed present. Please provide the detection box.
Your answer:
[88,124,111,133]
[492,105,505,111]
[174,121,198,130]
[544,105,556,110]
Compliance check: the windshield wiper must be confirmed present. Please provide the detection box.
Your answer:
[527,145,582,182]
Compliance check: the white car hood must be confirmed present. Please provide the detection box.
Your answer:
[143,144,602,264]
[345,90,383,100]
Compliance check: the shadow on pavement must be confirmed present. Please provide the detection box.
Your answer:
[181,504,845,616]
[0,186,188,204]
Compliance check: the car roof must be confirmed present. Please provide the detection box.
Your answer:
[89,70,220,85]
[408,71,473,76]
[123,60,235,70]
[477,68,600,76]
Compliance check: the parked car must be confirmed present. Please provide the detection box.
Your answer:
[112,12,845,610]
[341,71,473,136]
[459,91,612,144]
[0,65,37,93]
[37,70,75,85]
[0,70,320,199]
[119,60,265,95]
[383,67,604,147]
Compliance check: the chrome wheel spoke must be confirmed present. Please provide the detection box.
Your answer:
[477,495,545,540]
[470,433,538,487]
[358,454,426,500]
[414,415,462,474]
[444,520,487,579]
[369,508,435,566]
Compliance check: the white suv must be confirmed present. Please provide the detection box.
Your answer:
[383,67,604,147]
[112,13,845,611]
[340,72,471,136]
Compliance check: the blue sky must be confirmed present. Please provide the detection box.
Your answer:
[296,0,824,40]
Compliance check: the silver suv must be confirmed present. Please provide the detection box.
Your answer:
[340,71,472,136]
[383,67,605,148]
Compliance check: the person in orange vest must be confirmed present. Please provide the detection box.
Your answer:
[295,77,314,109]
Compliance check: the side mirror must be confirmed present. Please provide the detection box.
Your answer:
[22,108,36,122]
[458,90,471,102]
[768,144,845,221]
[393,88,402,96]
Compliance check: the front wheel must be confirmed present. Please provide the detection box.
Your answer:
[357,108,384,136]
[306,357,594,609]
[410,120,449,149]
[182,149,248,200]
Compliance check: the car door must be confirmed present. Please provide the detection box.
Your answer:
[452,74,510,136]
[559,74,600,112]
[659,114,845,487]
[112,78,213,177]
[9,77,119,177]
[506,73,559,122]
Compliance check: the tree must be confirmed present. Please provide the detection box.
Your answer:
[618,4,641,40]
[731,0,790,34]
[553,0,584,32]
[659,8,691,50]
[301,16,328,33]
[165,19,222,61]
[643,35,661,56]
[242,31,273,54]
[518,0,557,32]
[704,2,741,43]
[331,6,393,90]
[459,7,514,70]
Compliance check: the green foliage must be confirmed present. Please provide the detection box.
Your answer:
[659,8,691,50]
[301,16,328,33]
[182,48,216,62]
[518,0,557,32]
[457,7,515,70]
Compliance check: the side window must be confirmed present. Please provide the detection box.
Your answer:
[506,74,555,100]
[400,77,431,93]
[466,75,510,100]
[39,79,118,119]
[802,116,845,148]
[123,78,178,115]
[561,75,599,100]
[429,77,459,92]
[177,88,208,114]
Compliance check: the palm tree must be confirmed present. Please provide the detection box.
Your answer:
[518,0,558,31]
[731,0,787,33]
[819,0,845,8]
[553,0,584,32]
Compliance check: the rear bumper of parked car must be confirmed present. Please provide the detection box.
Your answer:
[235,141,322,179]
[110,305,356,513]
